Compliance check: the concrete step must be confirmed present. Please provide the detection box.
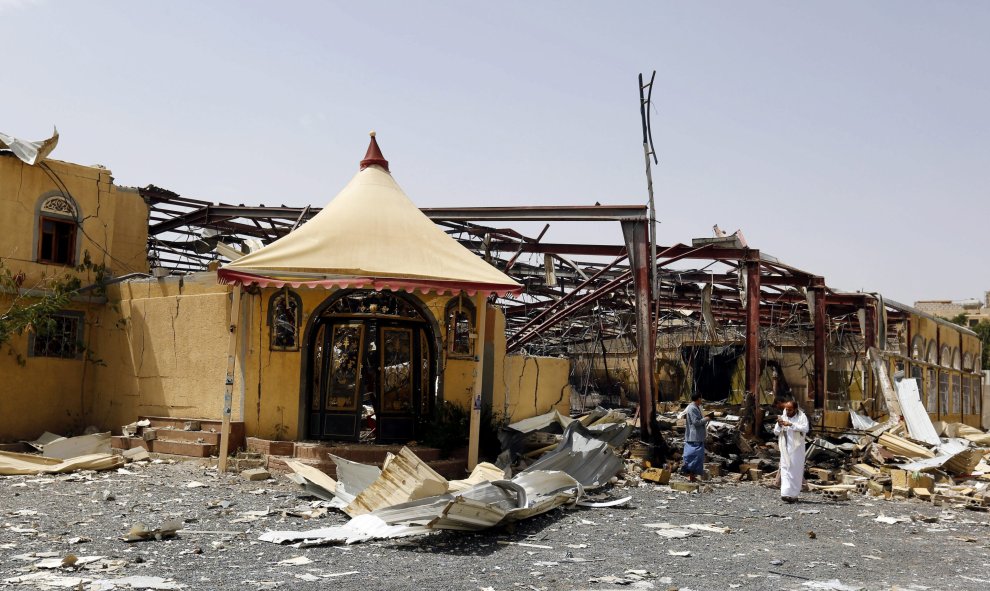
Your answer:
[111,435,217,458]
[246,437,295,457]
[139,416,223,430]
[134,416,244,456]
[111,436,148,451]
[148,428,221,445]
[150,439,218,458]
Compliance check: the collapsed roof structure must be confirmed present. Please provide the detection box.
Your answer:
[142,172,982,437]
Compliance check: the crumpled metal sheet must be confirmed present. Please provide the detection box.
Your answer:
[849,411,878,431]
[897,438,981,473]
[0,127,59,165]
[258,514,431,546]
[506,409,574,433]
[344,447,447,517]
[524,420,632,488]
[896,378,940,446]
[262,418,629,546]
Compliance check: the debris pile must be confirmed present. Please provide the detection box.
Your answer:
[271,416,632,546]
[0,431,122,476]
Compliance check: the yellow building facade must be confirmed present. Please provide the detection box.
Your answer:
[1,152,570,443]
[0,153,148,440]
[88,275,570,442]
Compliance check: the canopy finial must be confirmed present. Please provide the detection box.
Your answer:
[360,131,389,171]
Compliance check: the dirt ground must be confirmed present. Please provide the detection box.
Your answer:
[2,459,989,591]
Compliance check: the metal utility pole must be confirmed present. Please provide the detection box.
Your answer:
[638,72,659,294]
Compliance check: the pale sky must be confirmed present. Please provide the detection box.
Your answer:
[2,1,987,304]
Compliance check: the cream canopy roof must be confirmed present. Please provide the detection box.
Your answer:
[217,134,522,297]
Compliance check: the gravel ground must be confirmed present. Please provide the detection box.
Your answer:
[2,459,989,591]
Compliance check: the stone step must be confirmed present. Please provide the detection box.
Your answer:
[111,435,147,451]
[150,439,218,458]
[139,415,225,430]
[246,437,295,457]
[148,428,221,445]
[133,416,244,456]
[111,435,217,458]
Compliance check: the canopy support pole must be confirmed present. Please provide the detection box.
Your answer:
[218,284,242,474]
[467,292,490,470]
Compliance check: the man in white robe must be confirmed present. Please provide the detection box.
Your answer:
[773,400,809,502]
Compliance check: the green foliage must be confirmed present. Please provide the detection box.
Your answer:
[949,312,969,327]
[0,252,109,364]
[421,400,505,460]
[973,320,990,371]
[421,401,469,457]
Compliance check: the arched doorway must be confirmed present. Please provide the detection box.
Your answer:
[304,290,437,443]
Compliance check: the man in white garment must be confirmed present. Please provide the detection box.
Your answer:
[773,400,809,503]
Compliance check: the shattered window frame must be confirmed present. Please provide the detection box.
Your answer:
[28,310,84,360]
[268,289,302,351]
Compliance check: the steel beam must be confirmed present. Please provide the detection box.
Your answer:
[744,260,762,436]
[622,220,654,437]
[812,280,827,409]
[422,205,648,222]
[506,254,629,350]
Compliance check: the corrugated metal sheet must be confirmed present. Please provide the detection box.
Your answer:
[345,447,448,516]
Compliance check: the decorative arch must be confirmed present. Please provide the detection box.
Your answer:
[444,294,477,358]
[34,191,81,265]
[911,335,925,360]
[296,289,443,441]
[268,288,302,351]
[940,345,952,367]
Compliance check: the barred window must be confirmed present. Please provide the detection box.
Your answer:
[30,312,83,359]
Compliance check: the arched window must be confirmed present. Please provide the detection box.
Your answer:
[951,348,961,370]
[926,343,938,365]
[962,352,973,372]
[911,335,925,360]
[35,192,79,266]
[444,295,476,358]
[940,345,952,368]
[268,289,302,351]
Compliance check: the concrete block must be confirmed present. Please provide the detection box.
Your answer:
[241,468,271,481]
[641,467,671,484]
[891,485,911,499]
[670,481,700,493]
[891,469,934,492]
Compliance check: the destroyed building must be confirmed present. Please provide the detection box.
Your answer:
[2,130,987,462]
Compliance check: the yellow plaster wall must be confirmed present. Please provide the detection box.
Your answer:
[88,275,230,430]
[498,355,571,421]
[0,155,149,440]
[0,298,95,440]
[0,155,148,283]
[241,288,334,441]
[83,284,572,441]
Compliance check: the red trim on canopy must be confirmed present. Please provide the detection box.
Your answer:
[217,268,522,297]
[360,132,389,172]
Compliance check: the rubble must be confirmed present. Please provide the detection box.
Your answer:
[265,420,632,546]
